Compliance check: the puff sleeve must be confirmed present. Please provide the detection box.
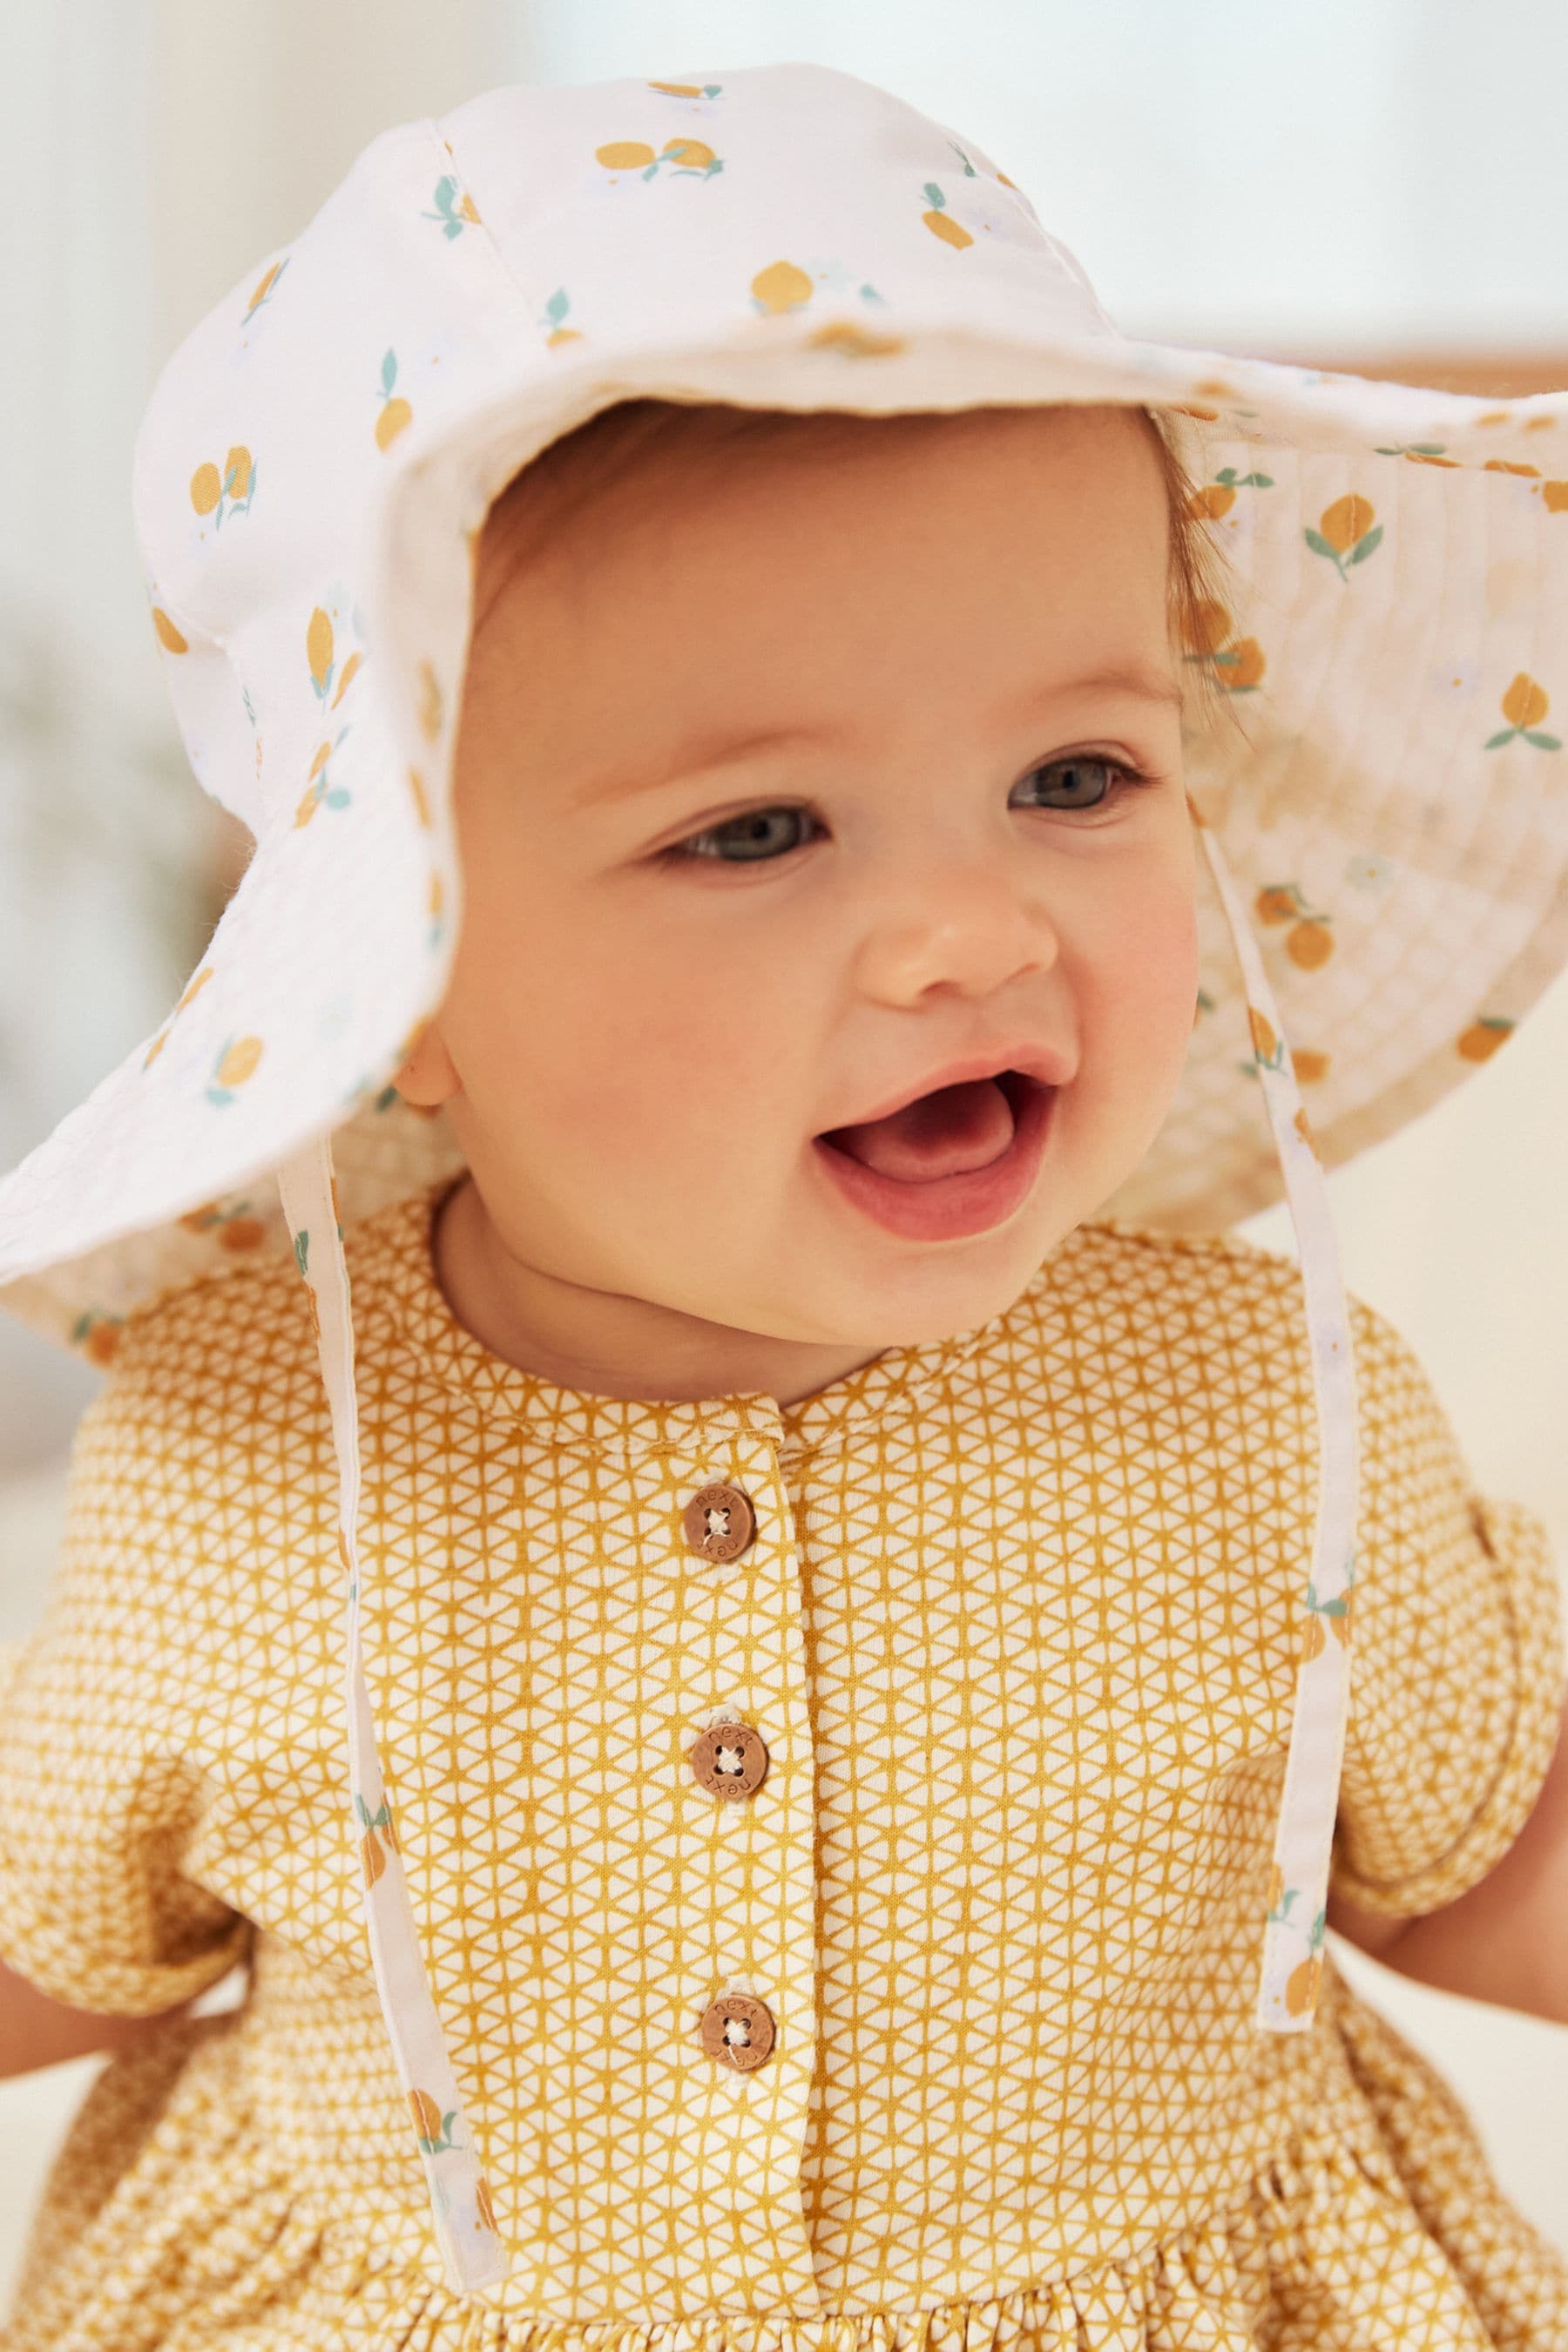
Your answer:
[0,1355,254,2016]
[1328,1294,1567,1920]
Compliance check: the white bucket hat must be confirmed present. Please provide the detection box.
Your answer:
[3,58,1567,2300]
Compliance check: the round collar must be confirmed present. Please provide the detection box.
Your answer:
[372,1176,1017,1458]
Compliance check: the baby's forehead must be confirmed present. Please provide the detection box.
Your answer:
[471,396,1172,608]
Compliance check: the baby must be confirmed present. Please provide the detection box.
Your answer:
[396,395,1202,1402]
[1,59,1565,2352]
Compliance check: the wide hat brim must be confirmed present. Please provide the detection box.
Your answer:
[3,61,1567,1353]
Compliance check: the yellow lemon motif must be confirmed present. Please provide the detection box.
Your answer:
[152,606,188,654]
[189,462,222,516]
[1285,1952,1322,2017]
[1224,638,1266,691]
[176,968,215,1017]
[648,79,706,95]
[1187,483,1236,521]
[1543,482,1568,512]
[1484,457,1540,477]
[376,396,413,451]
[548,328,584,348]
[808,320,906,360]
[1291,1048,1330,1084]
[85,1320,123,1367]
[1317,494,1375,553]
[596,140,656,171]
[408,767,432,828]
[1300,1614,1327,1664]
[1286,920,1333,970]
[662,137,715,168]
[417,661,443,741]
[1294,1105,1317,1158]
[409,2088,445,2143]
[216,1036,263,1089]
[362,1829,384,1888]
[1247,1006,1278,1063]
[923,207,974,249]
[751,260,814,314]
[1457,1017,1513,1062]
[476,2176,498,2235]
[1182,598,1233,659]
[330,650,362,708]
[247,260,283,315]
[308,607,334,692]
[224,444,253,500]
[219,1218,266,1253]
[1254,886,1298,924]
[1502,672,1550,730]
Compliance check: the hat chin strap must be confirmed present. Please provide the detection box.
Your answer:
[275,1142,507,2297]
[276,814,1355,2298]
[1194,801,1360,2031]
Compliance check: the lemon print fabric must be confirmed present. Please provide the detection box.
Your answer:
[422,174,481,237]
[240,255,288,325]
[1306,493,1383,577]
[1488,671,1561,750]
[188,444,257,531]
[1457,1014,1516,1060]
[307,604,362,712]
[1187,465,1274,521]
[1181,598,1266,693]
[595,137,724,181]
[1254,882,1335,971]
[920,181,974,248]
[205,1034,263,1108]
[540,288,582,348]
[750,260,887,319]
[376,348,412,449]
[294,732,353,828]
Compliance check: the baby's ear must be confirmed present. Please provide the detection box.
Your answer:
[389,1015,460,1109]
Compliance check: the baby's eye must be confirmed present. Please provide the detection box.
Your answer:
[1013,754,1153,812]
[662,806,821,864]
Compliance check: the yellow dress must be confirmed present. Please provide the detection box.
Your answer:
[1,1177,1564,2351]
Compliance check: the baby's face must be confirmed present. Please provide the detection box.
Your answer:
[404,402,1198,1363]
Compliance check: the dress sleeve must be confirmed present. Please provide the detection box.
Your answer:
[0,1352,254,2015]
[1328,1294,1567,1919]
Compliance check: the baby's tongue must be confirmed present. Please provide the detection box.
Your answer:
[824,1076,1016,1181]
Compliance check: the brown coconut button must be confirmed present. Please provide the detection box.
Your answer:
[681,1482,755,1565]
[699,1991,775,2071]
[689,1721,769,1801]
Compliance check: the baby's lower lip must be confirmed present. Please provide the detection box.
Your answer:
[809,1078,1057,1241]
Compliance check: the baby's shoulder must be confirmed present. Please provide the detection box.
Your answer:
[1054,1215,1411,1393]
[90,1233,325,1458]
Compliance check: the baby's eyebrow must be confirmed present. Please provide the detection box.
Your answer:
[571,725,833,807]
[573,663,1182,808]
[1006,660,1185,719]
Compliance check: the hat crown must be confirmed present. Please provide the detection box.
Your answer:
[132,64,1121,834]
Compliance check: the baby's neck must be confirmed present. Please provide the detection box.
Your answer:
[430,1176,888,1409]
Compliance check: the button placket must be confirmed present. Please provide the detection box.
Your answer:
[665,1440,819,2312]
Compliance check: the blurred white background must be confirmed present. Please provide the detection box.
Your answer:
[3,0,1565,2303]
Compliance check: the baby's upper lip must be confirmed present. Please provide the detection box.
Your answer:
[818,1042,1076,1135]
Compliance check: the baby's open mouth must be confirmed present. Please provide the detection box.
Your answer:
[816,1070,1045,1184]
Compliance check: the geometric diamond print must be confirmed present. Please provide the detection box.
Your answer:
[1,1178,1563,2344]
